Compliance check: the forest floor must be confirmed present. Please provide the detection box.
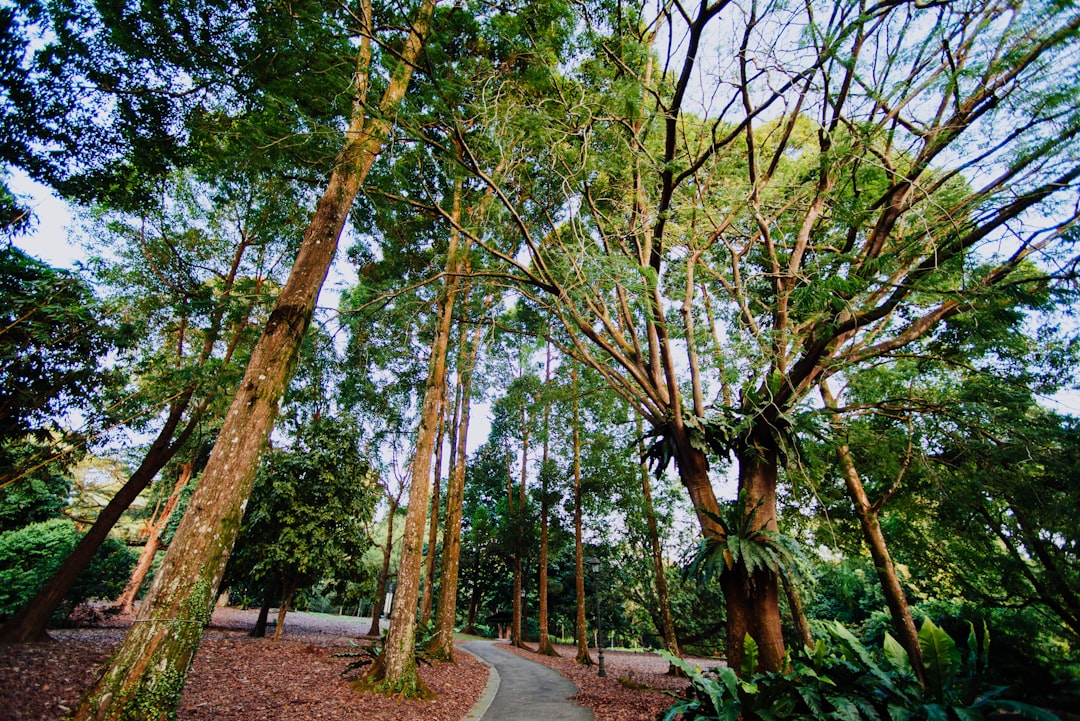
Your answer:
[0,606,700,721]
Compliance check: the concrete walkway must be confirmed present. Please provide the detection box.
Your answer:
[461,641,594,721]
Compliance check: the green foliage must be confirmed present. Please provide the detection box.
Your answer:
[0,518,135,621]
[335,620,438,676]
[684,492,806,583]
[0,246,122,484]
[660,621,1063,721]
[0,440,73,533]
[224,417,379,606]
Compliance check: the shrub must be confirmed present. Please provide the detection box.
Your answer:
[0,517,135,621]
[660,619,1066,721]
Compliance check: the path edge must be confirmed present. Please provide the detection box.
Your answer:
[459,643,500,721]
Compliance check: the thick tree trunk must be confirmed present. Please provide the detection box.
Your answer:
[571,366,593,665]
[70,4,433,716]
[727,433,786,675]
[368,496,398,637]
[367,169,461,698]
[429,287,481,660]
[0,398,198,642]
[669,420,786,676]
[114,463,193,615]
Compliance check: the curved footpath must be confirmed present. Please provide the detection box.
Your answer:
[460,641,594,721]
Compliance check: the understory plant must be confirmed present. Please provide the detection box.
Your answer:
[660,618,1064,721]
[335,620,438,677]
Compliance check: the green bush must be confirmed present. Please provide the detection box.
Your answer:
[0,518,135,622]
[660,619,1066,721]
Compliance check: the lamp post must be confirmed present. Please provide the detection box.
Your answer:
[586,556,606,677]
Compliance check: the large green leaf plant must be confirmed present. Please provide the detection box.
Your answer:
[660,619,1065,721]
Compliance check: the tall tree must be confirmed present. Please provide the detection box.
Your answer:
[364,178,467,697]
[1,171,284,642]
[225,417,377,641]
[442,0,1080,672]
[429,287,488,659]
[69,0,436,716]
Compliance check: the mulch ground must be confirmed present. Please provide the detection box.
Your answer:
[0,608,486,721]
[0,608,700,721]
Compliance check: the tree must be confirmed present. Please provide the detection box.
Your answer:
[68,0,436,715]
[438,0,1080,673]
[429,287,489,659]
[0,170,287,642]
[363,178,466,697]
[226,417,377,640]
[0,245,119,484]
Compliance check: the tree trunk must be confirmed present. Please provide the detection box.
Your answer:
[571,365,593,666]
[249,592,271,638]
[114,463,193,615]
[368,495,398,637]
[511,390,529,649]
[838,443,924,682]
[429,285,482,660]
[70,4,434,716]
[535,478,556,655]
[781,574,814,650]
[668,418,786,676]
[419,399,446,626]
[636,424,680,663]
[725,431,785,675]
[272,576,296,642]
[1,397,200,642]
[366,168,462,698]
[821,382,926,685]
[536,341,557,656]
[512,557,525,647]
[463,581,480,635]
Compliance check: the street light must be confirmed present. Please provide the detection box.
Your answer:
[585,556,606,678]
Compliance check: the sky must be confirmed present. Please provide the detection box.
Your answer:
[7,170,497,465]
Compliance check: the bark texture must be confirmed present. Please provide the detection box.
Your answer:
[113,463,193,615]
[69,3,434,715]
[367,167,461,697]
[429,286,483,660]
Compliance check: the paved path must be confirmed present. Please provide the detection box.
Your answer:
[461,641,594,721]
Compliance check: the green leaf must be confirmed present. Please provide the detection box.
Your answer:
[742,633,759,678]
[883,632,913,675]
[829,696,863,721]
[923,703,950,721]
[919,618,960,704]
[950,707,982,721]
[973,698,1064,721]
